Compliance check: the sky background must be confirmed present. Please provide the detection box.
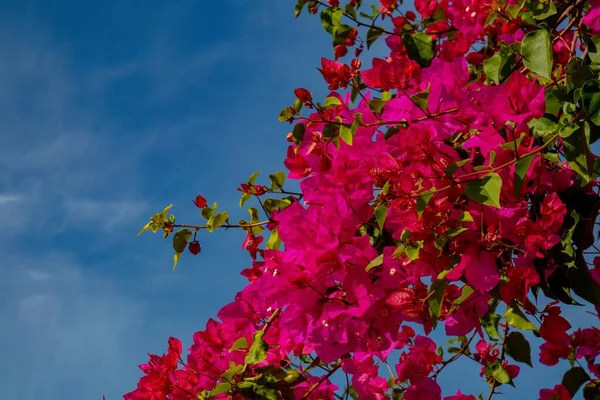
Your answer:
[0,1,595,399]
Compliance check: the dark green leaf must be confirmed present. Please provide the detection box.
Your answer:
[505,332,533,367]
[562,367,591,397]
[292,123,306,144]
[465,173,502,208]
[521,29,552,79]
[416,191,434,219]
[172,228,193,254]
[402,32,434,68]
[570,249,600,307]
[428,279,447,319]
[562,124,594,183]
[366,27,384,49]
[582,80,600,126]
[514,155,534,195]
[587,36,600,65]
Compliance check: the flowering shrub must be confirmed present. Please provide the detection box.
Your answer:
[130,0,600,399]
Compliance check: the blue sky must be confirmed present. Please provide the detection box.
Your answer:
[0,1,595,399]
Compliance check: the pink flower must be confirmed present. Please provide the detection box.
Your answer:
[445,390,476,400]
[583,0,600,34]
[539,384,572,400]
[446,247,500,292]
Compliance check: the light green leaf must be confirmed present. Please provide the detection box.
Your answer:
[366,254,384,271]
[465,173,502,208]
[486,360,511,384]
[269,171,286,190]
[229,337,248,352]
[245,331,269,365]
[324,96,342,108]
[505,306,537,331]
[211,382,232,396]
[239,192,252,208]
[484,52,505,84]
[521,29,552,79]
[320,7,342,34]
[340,124,354,145]
[207,211,229,232]
[248,170,261,185]
[375,205,388,230]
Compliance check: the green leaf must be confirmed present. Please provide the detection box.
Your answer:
[366,254,384,271]
[505,332,533,367]
[279,107,294,122]
[320,7,342,34]
[207,211,229,232]
[521,29,552,79]
[562,124,594,183]
[505,306,537,331]
[465,173,502,208]
[484,52,505,84]
[453,285,474,308]
[248,170,261,185]
[481,312,501,340]
[368,98,388,113]
[569,249,600,307]
[416,191,434,219]
[229,337,249,352]
[245,331,269,365]
[458,211,474,222]
[202,201,217,220]
[266,229,282,250]
[269,171,286,190]
[322,123,339,139]
[562,367,591,397]
[402,32,434,68]
[582,80,600,126]
[375,205,388,230]
[514,154,534,195]
[172,228,193,269]
[240,192,252,208]
[172,228,193,253]
[428,279,447,319]
[366,27,384,49]
[211,382,231,396]
[294,0,307,17]
[405,245,420,260]
[485,360,511,384]
[528,0,557,20]
[506,0,525,18]
[292,123,305,144]
[340,124,354,145]
[586,36,600,65]
[324,96,342,108]
[445,159,469,176]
